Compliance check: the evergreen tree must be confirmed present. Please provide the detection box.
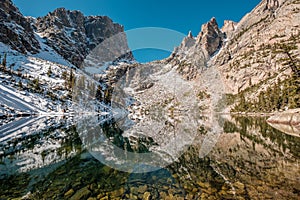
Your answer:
[18,80,23,89]
[62,70,68,80]
[32,77,40,92]
[47,66,52,77]
[275,42,300,77]
[96,85,103,102]
[61,70,68,89]
[104,86,113,105]
[2,53,7,71]
[239,93,248,111]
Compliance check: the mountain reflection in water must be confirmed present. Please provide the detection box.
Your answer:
[0,115,299,199]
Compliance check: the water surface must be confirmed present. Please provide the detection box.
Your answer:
[0,115,299,199]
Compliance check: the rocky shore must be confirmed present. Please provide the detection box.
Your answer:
[267,109,300,137]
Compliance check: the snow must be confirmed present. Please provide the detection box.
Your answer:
[0,28,113,119]
[0,19,120,175]
[3,21,25,35]
[0,84,42,112]
[0,116,78,175]
[0,117,42,142]
[0,41,75,116]
[34,33,75,67]
[63,27,77,44]
[84,61,111,74]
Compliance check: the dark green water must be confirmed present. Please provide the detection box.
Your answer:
[0,116,299,199]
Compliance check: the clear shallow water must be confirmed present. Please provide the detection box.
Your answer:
[0,116,299,199]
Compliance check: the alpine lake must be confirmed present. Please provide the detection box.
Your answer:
[0,115,299,200]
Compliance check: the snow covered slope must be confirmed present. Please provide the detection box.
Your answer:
[0,41,77,117]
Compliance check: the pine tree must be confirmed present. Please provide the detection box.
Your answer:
[275,42,300,77]
[18,80,23,89]
[33,77,40,91]
[104,86,113,105]
[258,91,266,112]
[239,93,248,111]
[96,85,103,102]
[62,70,68,80]
[47,66,52,77]
[61,70,68,89]
[2,53,7,71]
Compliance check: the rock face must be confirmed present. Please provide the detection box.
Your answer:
[267,108,300,137]
[173,17,225,60]
[221,20,237,40]
[169,0,299,96]
[0,0,133,67]
[196,17,225,57]
[265,0,280,11]
[212,0,300,94]
[267,108,300,126]
[178,31,196,52]
[36,8,133,67]
[168,17,225,80]
[0,0,40,53]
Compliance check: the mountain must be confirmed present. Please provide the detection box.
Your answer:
[213,0,300,112]
[0,0,133,67]
[0,1,299,198]
[0,0,299,120]
[166,17,225,80]
[161,0,299,113]
[72,0,300,117]
[35,8,133,67]
[0,0,133,120]
[214,0,299,93]
[0,0,40,53]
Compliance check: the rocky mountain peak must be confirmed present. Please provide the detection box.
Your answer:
[35,7,133,67]
[42,8,85,31]
[166,17,225,80]
[196,17,224,57]
[187,30,193,38]
[213,0,299,94]
[221,20,237,39]
[0,0,40,53]
[199,17,219,36]
[173,17,225,59]
[178,31,196,51]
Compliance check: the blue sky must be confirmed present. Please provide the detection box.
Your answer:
[12,0,261,62]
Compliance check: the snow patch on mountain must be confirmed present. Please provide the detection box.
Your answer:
[0,42,77,118]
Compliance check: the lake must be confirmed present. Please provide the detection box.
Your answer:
[0,115,299,199]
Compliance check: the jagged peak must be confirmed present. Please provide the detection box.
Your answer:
[193,17,224,57]
[197,17,220,40]
[54,7,67,12]
[52,7,83,17]
[264,0,280,12]
[222,20,237,28]
[210,17,217,25]
[0,0,40,53]
[221,20,237,39]
[1,0,21,14]
[35,6,130,67]
[187,30,193,38]
[51,7,81,14]
[202,17,219,30]
[48,8,113,21]
[49,7,67,16]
